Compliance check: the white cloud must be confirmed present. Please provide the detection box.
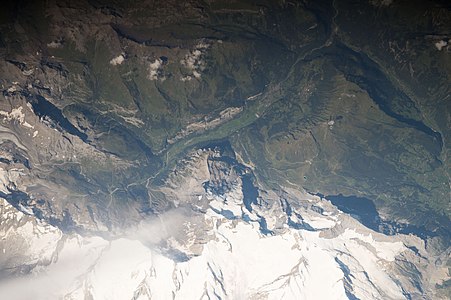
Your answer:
[109,54,125,65]
[46,41,62,48]
[148,58,164,81]
[180,41,210,81]
[192,70,201,79]
[369,0,393,6]
[180,76,192,82]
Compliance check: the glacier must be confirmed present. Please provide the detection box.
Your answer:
[1,185,447,300]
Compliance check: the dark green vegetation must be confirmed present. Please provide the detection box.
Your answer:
[0,0,449,246]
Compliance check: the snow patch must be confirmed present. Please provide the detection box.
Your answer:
[0,106,34,129]
[0,168,24,193]
[435,40,448,51]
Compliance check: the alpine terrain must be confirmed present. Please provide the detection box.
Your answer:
[0,0,450,299]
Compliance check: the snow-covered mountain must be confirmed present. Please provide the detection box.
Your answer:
[0,0,450,298]
[1,150,448,300]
